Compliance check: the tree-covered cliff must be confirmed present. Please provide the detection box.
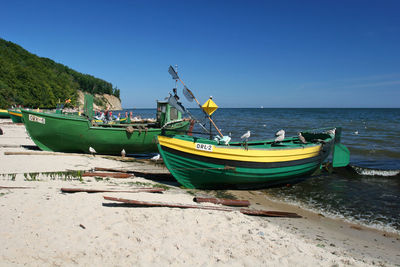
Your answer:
[0,38,120,108]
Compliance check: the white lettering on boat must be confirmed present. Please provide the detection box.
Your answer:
[29,114,45,124]
[195,143,213,152]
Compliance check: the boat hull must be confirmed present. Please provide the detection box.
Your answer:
[8,109,23,123]
[21,109,190,155]
[157,134,334,189]
[0,109,10,118]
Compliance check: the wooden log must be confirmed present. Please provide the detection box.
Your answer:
[4,151,83,156]
[193,197,250,207]
[94,167,130,173]
[82,172,133,178]
[94,167,173,181]
[0,186,34,189]
[0,144,20,148]
[61,187,165,193]
[103,196,301,218]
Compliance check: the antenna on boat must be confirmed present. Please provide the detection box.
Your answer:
[168,65,224,137]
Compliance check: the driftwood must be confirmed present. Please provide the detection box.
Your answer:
[94,167,173,181]
[193,197,250,207]
[0,144,20,148]
[0,186,34,189]
[103,196,301,218]
[82,172,133,178]
[61,187,165,193]
[4,151,83,156]
[94,167,130,173]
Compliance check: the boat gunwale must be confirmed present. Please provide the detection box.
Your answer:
[159,144,325,169]
[21,109,190,131]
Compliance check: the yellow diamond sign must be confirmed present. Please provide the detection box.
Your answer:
[202,98,218,116]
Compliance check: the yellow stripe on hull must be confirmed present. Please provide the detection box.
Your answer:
[8,111,22,117]
[158,135,322,163]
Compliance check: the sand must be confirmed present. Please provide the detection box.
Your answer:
[1,119,399,266]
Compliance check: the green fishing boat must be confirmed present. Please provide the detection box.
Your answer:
[8,109,23,123]
[21,98,191,155]
[157,129,349,189]
[156,65,350,189]
[0,109,10,118]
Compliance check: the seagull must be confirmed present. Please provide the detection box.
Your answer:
[151,154,160,161]
[89,146,97,156]
[327,128,336,135]
[297,132,307,144]
[354,130,359,135]
[241,130,251,140]
[220,134,231,145]
[274,129,285,143]
[121,149,126,158]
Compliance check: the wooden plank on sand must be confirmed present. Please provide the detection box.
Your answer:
[82,172,133,178]
[103,196,302,218]
[61,187,165,193]
[193,197,250,207]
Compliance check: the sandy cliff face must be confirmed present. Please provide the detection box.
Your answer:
[77,90,122,111]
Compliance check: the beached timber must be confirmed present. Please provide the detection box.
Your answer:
[193,197,250,207]
[82,172,133,178]
[0,186,34,189]
[61,187,165,193]
[103,196,301,218]
[94,167,173,180]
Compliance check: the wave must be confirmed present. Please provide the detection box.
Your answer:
[265,193,400,235]
[351,165,400,177]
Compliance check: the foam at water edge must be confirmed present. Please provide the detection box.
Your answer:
[352,166,400,176]
[264,194,400,235]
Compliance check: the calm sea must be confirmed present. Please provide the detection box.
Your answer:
[126,108,400,233]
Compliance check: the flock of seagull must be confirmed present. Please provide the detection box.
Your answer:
[87,128,320,159]
[240,129,287,143]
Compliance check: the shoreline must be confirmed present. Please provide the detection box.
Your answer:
[231,190,400,265]
[1,119,399,266]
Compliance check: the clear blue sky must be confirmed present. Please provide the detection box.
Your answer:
[2,0,400,108]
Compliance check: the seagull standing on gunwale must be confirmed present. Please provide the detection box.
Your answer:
[241,130,251,141]
[274,129,285,143]
[298,132,307,144]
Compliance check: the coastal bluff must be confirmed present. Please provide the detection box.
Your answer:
[77,90,122,111]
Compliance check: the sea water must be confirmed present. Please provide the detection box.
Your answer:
[126,107,400,233]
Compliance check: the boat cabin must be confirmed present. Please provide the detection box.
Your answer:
[156,100,182,127]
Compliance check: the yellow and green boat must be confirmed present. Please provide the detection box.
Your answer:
[157,128,350,189]
[8,109,23,123]
[0,109,10,118]
[21,100,191,155]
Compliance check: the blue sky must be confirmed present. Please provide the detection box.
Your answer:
[1,0,400,108]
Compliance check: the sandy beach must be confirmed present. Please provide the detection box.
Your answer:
[1,120,399,266]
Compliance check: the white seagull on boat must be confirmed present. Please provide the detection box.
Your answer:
[274,129,285,143]
[241,130,251,140]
